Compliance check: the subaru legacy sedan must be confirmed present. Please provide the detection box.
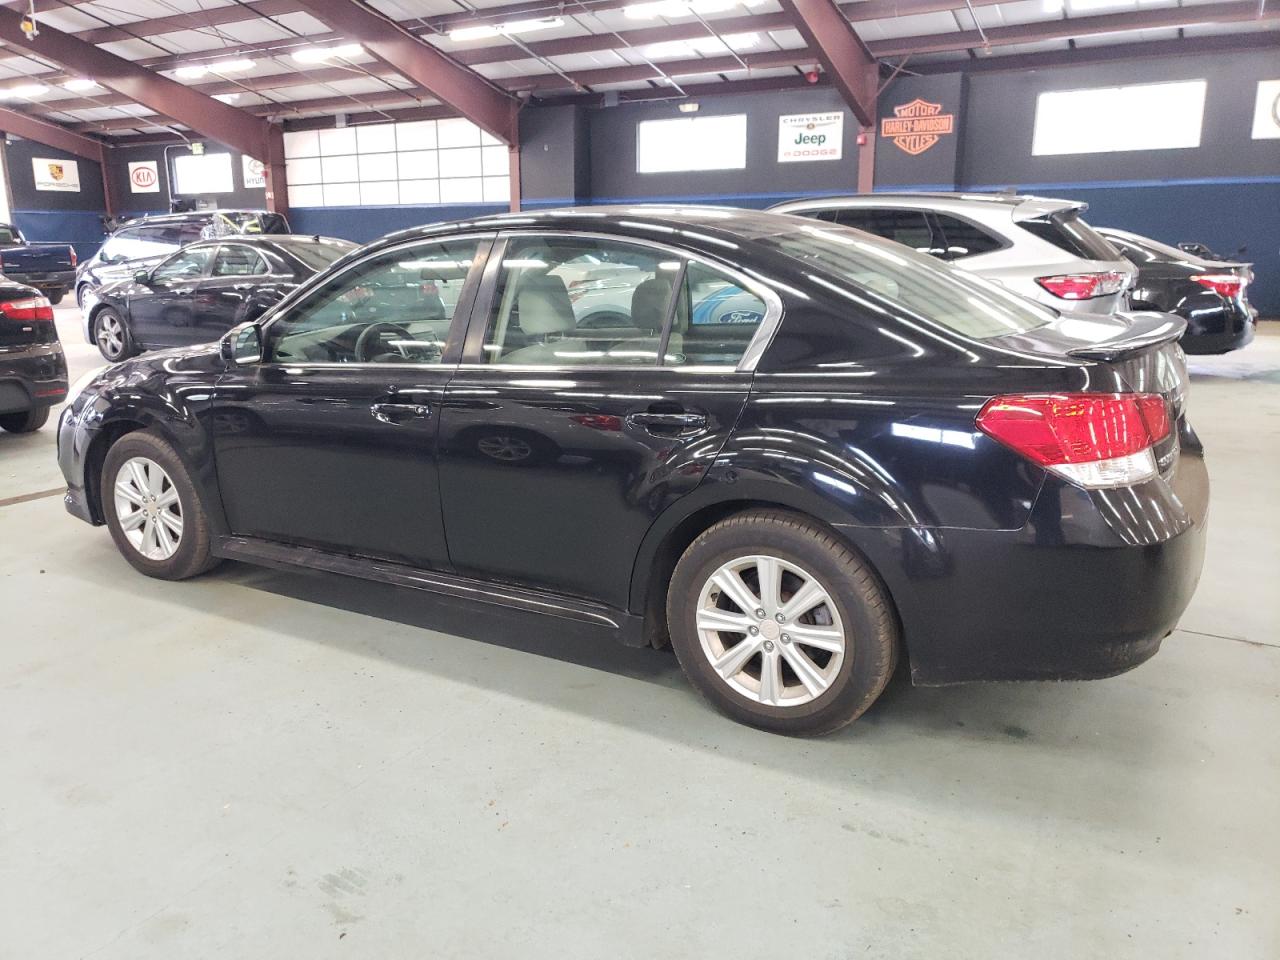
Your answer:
[57,208,1207,734]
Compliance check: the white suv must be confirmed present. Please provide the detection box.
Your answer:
[770,193,1135,315]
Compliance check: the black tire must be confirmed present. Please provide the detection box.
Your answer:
[76,284,89,309]
[94,307,137,362]
[47,290,65,306]
[667,509,898,735]
[0,405,50,433]
[101,429,219,581]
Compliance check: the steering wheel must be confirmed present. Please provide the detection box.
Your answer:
[354,321,413,363]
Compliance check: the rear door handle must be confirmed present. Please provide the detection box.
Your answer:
[371,401,431,424]
[626,411,707,432]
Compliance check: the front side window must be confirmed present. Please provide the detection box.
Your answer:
[480,236,679,366]
[151,246,213,284]
[213,245,269,277]
[266,238,480,365]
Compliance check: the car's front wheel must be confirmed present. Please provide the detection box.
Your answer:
[0,405,50,433]
[102,430,219,580]
[94,307,136,362]
[667,510,898,735]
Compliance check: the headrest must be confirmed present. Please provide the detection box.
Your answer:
[516,274,574,335]
[630,277,673,334]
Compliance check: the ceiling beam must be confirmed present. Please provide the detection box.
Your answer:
[0,104,108,161]
[66,0,304,47]
[770,0,878,124]
[300,0,519,144]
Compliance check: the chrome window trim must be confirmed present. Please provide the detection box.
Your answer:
[474,228,784,374]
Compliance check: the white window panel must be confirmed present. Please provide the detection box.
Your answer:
[283,130,320,159]
[288,184,324,207]
[357,123,397,154]
[439,147,482,178]
[479,129,501,146]
[320,155,359,182]
[437,117,482,149]
[1033,80,1207,156]
[440,177,484,203]
[323,183,361,206]
[399,179,441,205]
[285,157,322,185]
[398,150,440,180]
[360,181,400,205]
[636,114,747,173]
[358,152,398,181]
[481,144,508,176]
[397,119,438,150]
[317,126,358,157]
[482,176,510,203]
[173,153,234,193]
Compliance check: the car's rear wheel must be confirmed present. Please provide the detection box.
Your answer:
[47,290,64,306]
[667,510,898,735]
[102,430,219,580]
[0,405,50,433]
[76,284,89,309]
[94,308,136,362]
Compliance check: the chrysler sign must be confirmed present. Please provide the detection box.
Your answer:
[778,112,843,163]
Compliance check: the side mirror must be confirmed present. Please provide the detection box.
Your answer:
[133,268,151,284]
[221,321,263,365]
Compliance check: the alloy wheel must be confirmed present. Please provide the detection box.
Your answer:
[113,456,183,561]
[695,554,846,707]
[97,314,126,360]
[477,435,533,462]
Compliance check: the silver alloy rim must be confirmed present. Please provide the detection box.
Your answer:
[113,457,183,561]
[696,554,846,707]
[477,435,532,461]
[97,314,125,359]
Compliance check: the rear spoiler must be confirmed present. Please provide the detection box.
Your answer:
[1011,197,1087,222]
[1066,313,1186,361]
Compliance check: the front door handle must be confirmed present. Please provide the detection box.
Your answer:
[172,286,195,295]
[626,411,708,432]
[371,401,431,424]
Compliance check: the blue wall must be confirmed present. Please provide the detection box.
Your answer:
[10,209,105,262]
[288,202,510,243]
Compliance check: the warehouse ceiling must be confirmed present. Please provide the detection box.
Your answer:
[0,0,1274,144]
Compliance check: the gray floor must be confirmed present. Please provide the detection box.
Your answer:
[4,307,1278,959]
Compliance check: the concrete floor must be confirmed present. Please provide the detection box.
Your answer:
[3,307,1278,959]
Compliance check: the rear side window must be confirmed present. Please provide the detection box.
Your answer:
[819,208,939,255]
[212,245,269,277]
[1019,212,1120,261]
[668,261,767,367]
[931,214,1003,260]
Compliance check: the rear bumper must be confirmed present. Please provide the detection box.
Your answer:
[5,269,76,294]
[1181,303,1255,354]
[0,345,68,414]
[844,435,1209,684]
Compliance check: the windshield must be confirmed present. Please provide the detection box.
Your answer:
[0,225,18,244]
[758,223,1054,340]
[275,237,357,271]
[1020,211,1121,262]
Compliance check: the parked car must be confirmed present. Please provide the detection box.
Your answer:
[0,222,78,305]
[1097,227,1256,354]
[58,208,1206,734]
[0,279,67,433]
[770,193,1135,315]
[75,209,291,309]
[82,235,356,362]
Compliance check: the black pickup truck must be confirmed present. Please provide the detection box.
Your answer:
[0,223,77,304]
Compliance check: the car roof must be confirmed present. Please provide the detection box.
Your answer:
[116,209,273,228]
[771,192,1085,220]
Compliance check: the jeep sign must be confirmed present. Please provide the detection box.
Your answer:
[778,112,843,163]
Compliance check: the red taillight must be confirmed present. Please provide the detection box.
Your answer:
[0,296,55,322]
[1191,273,1244,299]
[69,245,77,267]
[1035,271,1127,300]
[977,392,1171,488]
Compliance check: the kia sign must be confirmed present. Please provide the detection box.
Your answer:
[128,161,160,193]
[778,112,843,163]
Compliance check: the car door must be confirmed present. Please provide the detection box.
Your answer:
[127,244,215,348]
[209,234,491,568]
[436,232,777,611]
[192,243,287,343]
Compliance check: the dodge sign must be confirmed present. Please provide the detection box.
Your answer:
[778,112,843,163]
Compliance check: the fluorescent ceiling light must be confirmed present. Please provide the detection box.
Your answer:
[63,78,99,92]
[175,65,207,79]
[209,58,254,73]
[292,43,364,64]
[213,93,240,103]
[449,17,563,41]
[645,32,760,58]
[625,0,763,20]
[0,83,50,99]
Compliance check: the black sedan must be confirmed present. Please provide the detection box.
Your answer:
[1099,227,1257,354]
[82,234,356,362]
[0,280,66,433]
[58,208,1207,734]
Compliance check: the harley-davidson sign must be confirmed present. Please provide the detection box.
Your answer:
[880,99,955,156]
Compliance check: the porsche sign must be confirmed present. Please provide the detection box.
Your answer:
[879,99,955,156]
[33,157,81,192]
